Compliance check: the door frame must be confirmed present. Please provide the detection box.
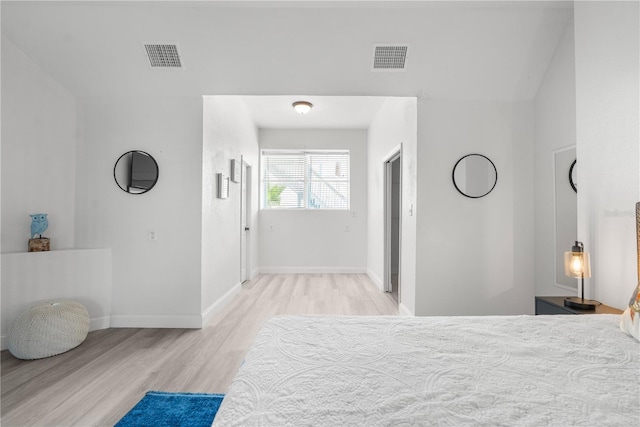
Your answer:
[383,144,402,297]
[240,156,251,283]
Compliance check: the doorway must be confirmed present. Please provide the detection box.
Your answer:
[384,146,402,303]
[240,157,251,283]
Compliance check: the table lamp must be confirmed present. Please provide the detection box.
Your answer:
[564,241,597,310]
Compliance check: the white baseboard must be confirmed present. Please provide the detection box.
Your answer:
[1,284,242,349]
[366,268,384,292]
[110,315,202,329]
[90,316,111,332]
[399,302,414,317]
[201,282,242,327]
[1,316,114,351]
[259,267,367,274]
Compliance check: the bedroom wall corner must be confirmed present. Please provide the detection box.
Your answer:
[415,100,535,316]
[258,129,368,274]
[367,97,418,315]
[575,1,640,309]
[201,96,259,323]
[76,96,204,326]
[533,17,577,297]
[1,37,77,253]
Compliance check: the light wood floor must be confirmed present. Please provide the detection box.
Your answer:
[1,273,398,426]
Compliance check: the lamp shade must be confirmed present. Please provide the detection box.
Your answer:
[564,241,591,278]
[292,101,313,115]
[563,240,596,310]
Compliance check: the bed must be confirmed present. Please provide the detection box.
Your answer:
[214,314,639,426]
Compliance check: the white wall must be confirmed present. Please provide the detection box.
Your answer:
[0,38,114,348]
[1,37,76,252]
[75,96,204,327]
[534,19,578,297]
[367,98,418,315]
[259,129,368,273]
[1,249,112,349]
[201,96,259,323]
[416,100,535,316]
[575,1,640,309]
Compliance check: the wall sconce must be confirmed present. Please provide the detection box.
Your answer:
[292,101,313,115]
[564,241,597,310]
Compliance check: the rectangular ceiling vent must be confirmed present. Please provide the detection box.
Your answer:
[144,44,182,68]
[372,44,408,71]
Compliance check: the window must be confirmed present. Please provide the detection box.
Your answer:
[261,150,350,210]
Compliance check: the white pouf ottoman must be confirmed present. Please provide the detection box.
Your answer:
[8,300,90,360]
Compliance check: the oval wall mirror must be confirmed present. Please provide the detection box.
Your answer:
[114,150,159,194]
[452,154,498,198]
[569,159,577,193]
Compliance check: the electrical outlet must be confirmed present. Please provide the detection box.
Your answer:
[345,225,350,232]
[351,211,357,217]
[269,224,274,231]
[149,231,157,241]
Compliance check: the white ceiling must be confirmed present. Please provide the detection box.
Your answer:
[1,0,573,128]
[241,95,387,129]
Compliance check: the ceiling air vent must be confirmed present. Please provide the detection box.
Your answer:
[372,44,408,71]
[144,44,182,68]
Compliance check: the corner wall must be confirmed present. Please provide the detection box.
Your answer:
[259,129,368,273]
[202,96,259,323]
[416,100,535,316]
[534,18,577,297]
[1,37,77,252]
[76,96,204,327]
[367,98,418,315]
[575,1,640,309]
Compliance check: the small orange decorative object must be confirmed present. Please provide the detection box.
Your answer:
[28,238,50,252]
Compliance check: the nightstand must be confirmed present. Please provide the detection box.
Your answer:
[535,296,623,315]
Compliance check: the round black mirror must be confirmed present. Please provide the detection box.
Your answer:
[569,159,577,193]
[114,150,159,194]
[452,154,497,198]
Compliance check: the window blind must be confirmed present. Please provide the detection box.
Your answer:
[261,150,350,210]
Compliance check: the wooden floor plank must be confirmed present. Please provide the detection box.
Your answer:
[1,273,398,426]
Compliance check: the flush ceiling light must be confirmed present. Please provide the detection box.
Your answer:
[292,101,313,115]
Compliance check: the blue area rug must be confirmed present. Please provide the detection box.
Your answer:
[115,391,224,427]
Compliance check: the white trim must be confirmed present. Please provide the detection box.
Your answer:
[1,316,113,351]
[399,303,413,317]
[240,156,251,283]
[552,145,578,292]
[2,319,112,351]
[383,144,402,296]
[367,268,384,292]
[259,267,367,274]
[90,316,111,332]
[110,315,202,329]
[201,282,243,327]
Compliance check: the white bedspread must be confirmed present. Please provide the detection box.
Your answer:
[214,315,640,426]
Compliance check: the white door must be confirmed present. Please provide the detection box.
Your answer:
[240,159,249,282]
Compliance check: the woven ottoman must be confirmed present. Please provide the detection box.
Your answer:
[8,300,90,360]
